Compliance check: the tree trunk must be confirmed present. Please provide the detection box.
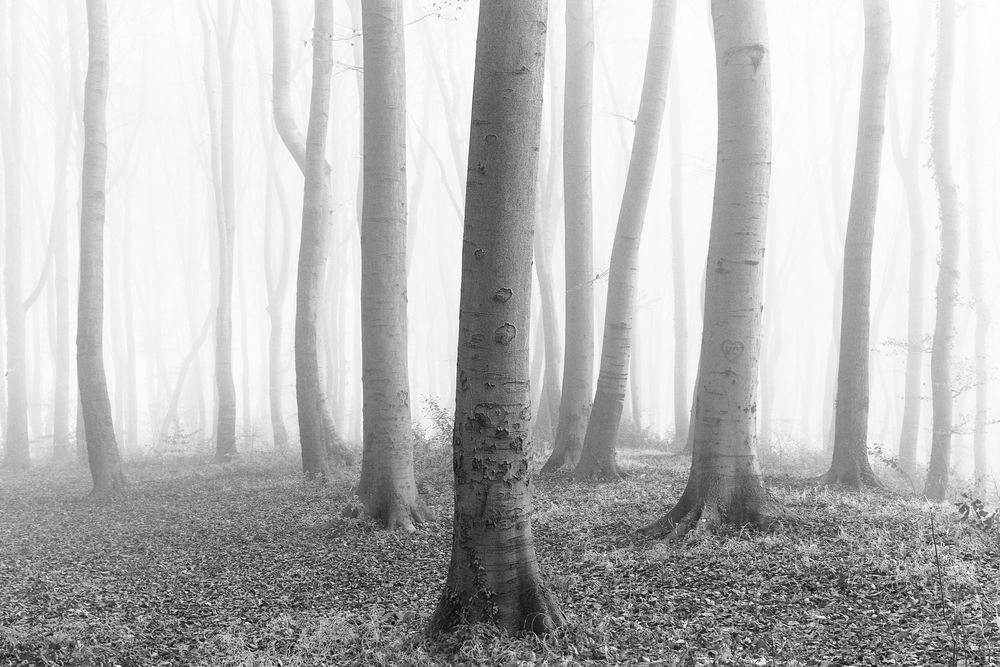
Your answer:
[429,0,564,635]
[823,0,890,488]
[78,0,125,497]
[668,68,688,447]
[544,0,594,473]
[532,213,562,446]
[642,0,779,539]
[925,0,958,502]
[356,0,428,531]
[0,0,30,470]
[263,140,292,452]
[574,0,676,482]
[271,0,349,476]
[965,5,989,482]
[887,5,929,477]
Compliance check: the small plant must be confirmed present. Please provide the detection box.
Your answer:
[954,493,998,532]
[869,442,916,493]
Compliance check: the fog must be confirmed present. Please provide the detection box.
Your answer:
[2,0,998,479]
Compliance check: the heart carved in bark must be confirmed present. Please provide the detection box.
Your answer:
[721,340,745,363]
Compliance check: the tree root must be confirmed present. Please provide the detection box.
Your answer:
[638,499,784,541]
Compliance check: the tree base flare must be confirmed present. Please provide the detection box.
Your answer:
[353,495,433,533]
[639,497,783,541]
[428,582,566,636]
[817,466,883,490]
[572,456,627,482]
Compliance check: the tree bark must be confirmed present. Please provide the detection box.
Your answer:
[574,0,676,482]
[544,0,594,473]
[668,67,688,448]
[78,0,125,496]
[0,0,30,470]
[642,0,780,539]
[823,0,890,488]
[356,0,428,531]
[887,5,929,477]
[429,0,564,635]
[925,0,958,502]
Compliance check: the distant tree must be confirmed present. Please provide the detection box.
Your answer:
[271,0,351,477]
[642,0,780,538]
[197,0,239,462]
[0,0,30,470]
[574,0,676,482]
[668,67,689,449]
[888,6,929,477]
[925,0,959,502]
[823,0,890,488]
[543,0,595,473]
[78,0,125,496]
[356,0,427,530]
[429,0,564,634]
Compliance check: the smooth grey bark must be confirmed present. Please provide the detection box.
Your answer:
[532,200,562,446]
[271,0,349,476]
[925,0,959,502]
[544,0,594,473]
[823,0,890,488]
[1,0,29,470]
[79,0,125,496]
[888,6,929,477]
[575,0,676,481]
[263,139,292,452]
[429,0,564,635]
[356,0,427,531]
[642,0,780,539]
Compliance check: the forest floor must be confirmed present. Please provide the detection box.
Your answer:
[1,438,999,666]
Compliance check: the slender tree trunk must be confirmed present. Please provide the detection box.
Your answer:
[532,213,562,445]
[823,0,890,488]
[575,0,676,482]
[264,141,292,452]
[925,0,958,502]
[271,0,348,476]
[668,70,688,447]
[0,0,30,470]
[888,6,928,476]
[642,0,780,539]
[965,5,989,482]
[544,0,594,473]
[429,0,564,635]
[78,0,125,496]
[356,0,427,530]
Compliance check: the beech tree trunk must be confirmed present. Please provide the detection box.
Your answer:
[429,0,564,635]
[79,0,125,496]
[925,0,958,502]
[574,0,676,482]
[1,0,29,470]
[263,140,292,452]
[544,0,594,473]
[669,70,689,448]
[271,0,349,476]
[887,6,928,477]
[823,0,890,488]
[356,0,427,531]
[642,0,780,539]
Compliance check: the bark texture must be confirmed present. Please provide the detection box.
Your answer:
[669,74,689,448]
[78,0,125,496]
[574,0,676,482]
[925,0,958,502]
[1,0,29,470]
[356,0,427,531]
[544,0,594,473]
[429,0,564,635]
[823,0,890,488]
[642,0,779,540]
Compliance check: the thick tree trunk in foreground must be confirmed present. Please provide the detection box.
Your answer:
[429,0,564,635]
[574,0,676,482]
[1,0,29,470]
[544,0,595,473]
[887,7,928,477]
[79,0,125,496]
[272,0,350,476]
[925,0,958,502]
[356,0,427,531]
[823,0,890,488]
[642,0,779,539]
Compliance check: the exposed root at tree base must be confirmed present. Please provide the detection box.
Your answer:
[638,500,784,542]
[815,469,885,491]
[345,497,434,534]
[428,584,566,636]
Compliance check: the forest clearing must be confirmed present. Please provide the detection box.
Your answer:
[2,442,998,666]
